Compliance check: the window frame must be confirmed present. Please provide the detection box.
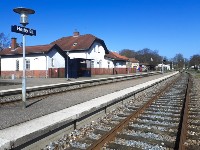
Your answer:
[16,59,19,71]
[26,59,30,70]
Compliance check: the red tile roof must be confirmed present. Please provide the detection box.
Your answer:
[51,34,109,53]
[105,51,129,61]
[128,58,139,63]
[0,44,63,56]
[0,33,109,56]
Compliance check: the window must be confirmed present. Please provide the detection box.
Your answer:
[91,60,94,68]
[73,43,77,46]
[51,58,54,67]
[108,61,110,68]
[26,59,30,70]
[86,60,91,68]
[99,60,102,68]
[16,60,19,71]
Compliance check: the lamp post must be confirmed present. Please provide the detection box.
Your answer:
[184,58,186,70]
[112,59,115,75]
[66,51,69,80]
[13,7,35,108]
[161,57,166,74]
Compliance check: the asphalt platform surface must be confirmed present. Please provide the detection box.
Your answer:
[0,72,175,130]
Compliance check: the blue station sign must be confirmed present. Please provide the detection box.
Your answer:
[11,25,36,36]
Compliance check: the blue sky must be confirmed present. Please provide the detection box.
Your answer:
[1,0,200,59]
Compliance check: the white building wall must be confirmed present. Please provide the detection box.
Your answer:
[29,56,46,70]
[67,42,108,68]
[1,48,65,72]
[69,52,86,59]
[1,57,19,71]
[106,59,114,68]
[157,64,171,70]
[47,48,65,68]
[115,61,127,68]
[132,63,139,69]
[1,56,47,71]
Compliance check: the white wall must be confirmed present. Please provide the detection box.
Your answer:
[69,52,87,59]
[88,43,107,68]
[1,48,65,72]
[30,56,46,70]
[132,63,139,69]
[1,57,20,71]
[67,42,108,68]
[1,56,46,71]
[48,48,65,68]
[115,61,127,68]
[106,59,114,68]
[157,64,171,70]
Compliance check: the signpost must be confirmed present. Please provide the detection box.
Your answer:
[11,25,36,36]
[12,7,35,108]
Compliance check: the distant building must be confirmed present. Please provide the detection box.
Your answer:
[105,51,129,68]
[156,64,171,71]
[105,51,136,74]
[128,58,139,70]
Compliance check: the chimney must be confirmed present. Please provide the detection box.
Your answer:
[73,31,80,37]
[11,38,17,50]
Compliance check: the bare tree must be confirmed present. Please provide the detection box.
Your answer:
[173,53,185,70]
[189,54,200,70]
[135,48,162,66]
[119,49,136,58]
[0,33,10,50]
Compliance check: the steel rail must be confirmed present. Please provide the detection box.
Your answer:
[87,74,180,150]
[178,74,191,150]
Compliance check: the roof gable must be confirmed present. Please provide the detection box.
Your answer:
[0,44,66,58]
[0,33,109,56]
[51,34,109,54]
[128,58,139,63]
[106,51,129,61]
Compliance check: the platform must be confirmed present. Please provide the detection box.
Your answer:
[0,72,178,150]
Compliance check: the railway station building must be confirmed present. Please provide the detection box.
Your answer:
[0,32,137,78]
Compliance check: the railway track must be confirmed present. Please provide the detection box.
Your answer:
[42,72,200,150]
[0,73,157,105]
[87,73,189,150]
[44,73,189,150]
[183,75,200,150]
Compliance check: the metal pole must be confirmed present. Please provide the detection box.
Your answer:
[162,59,163,74]
[22,34,26,108]
[184,58,185,70]
[45,55,48,78]
[67,52,69,80]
